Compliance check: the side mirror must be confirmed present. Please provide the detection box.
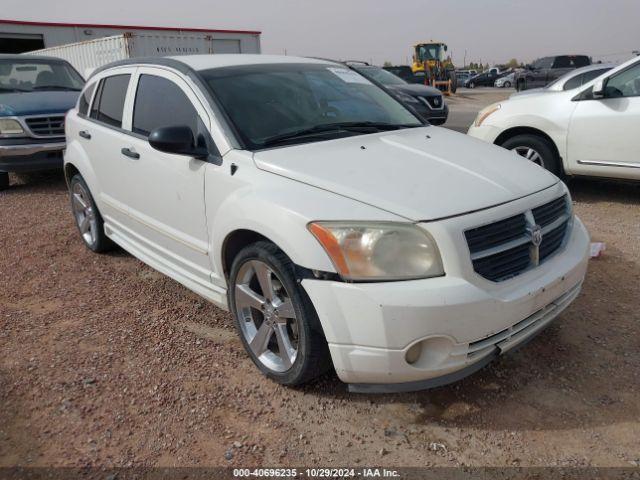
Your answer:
[592,78,606,99]
[148,125,209,159]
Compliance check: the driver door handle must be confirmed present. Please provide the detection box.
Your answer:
[121,147,140,160]
[79,130,91,140]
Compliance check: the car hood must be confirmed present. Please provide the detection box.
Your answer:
[0,91,79,116]
[387,84,442,97]
[253,127,558,221]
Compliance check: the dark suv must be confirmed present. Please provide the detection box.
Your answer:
[0,55,83,189]
[514,55,591,91]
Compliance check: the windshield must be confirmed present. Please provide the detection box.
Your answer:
[353,66,407,86]
[416,44,444,63]
[0,59,84,92]
[201,63,422,150]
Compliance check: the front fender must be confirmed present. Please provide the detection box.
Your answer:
[206,159,405,284]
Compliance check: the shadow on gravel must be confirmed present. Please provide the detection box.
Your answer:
[569,177,640,206]
[2,171,67,194]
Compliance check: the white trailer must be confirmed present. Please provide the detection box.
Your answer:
[1,19,261,61]
[26,32,257,77]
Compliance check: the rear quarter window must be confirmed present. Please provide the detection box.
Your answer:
[78,82,96,116]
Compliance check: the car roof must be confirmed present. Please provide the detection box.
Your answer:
[0,53,67,62]
[167,54,339,71]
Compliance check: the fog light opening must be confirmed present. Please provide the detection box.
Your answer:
[405,342,422,365]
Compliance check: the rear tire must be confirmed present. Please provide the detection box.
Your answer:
[0,172,9,190]
[503,81,512,88]
[501,134,562,177]
[69,174,113,253]
[228,241,331,386]
[448,71,458,94]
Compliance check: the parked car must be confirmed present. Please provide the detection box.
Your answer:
[65,55,589,392]
[0,54,84,189]
[511,64,615,97]
[468,56,639,181]
[348,63,448,125]
[495,72,515,88]
[465,68,508,88]
[514,55,591,91]
[382,65,424,84]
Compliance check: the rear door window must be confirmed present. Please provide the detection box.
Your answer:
[132,74,199,137]
[90,74,130,128]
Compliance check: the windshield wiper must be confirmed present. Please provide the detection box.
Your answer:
[259,122,420,148]
[32,85,81,91]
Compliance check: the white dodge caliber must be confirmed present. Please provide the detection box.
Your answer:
[64,55,590,393]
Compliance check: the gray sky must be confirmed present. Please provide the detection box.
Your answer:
[4,0,640,65]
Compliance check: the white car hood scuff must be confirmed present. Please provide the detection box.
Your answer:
[253,127,558,221]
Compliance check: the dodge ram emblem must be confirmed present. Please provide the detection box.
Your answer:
[530,225,543,247]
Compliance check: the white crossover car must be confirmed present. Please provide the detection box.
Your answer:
[64,55,590,393]
[469,56,640,179]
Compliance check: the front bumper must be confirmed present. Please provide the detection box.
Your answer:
[467,123,502,144]
[302,189,590,392]
[0,138,65,172]
[413,102,449,125]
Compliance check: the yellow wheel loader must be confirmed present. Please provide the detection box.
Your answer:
[412,41,457,95]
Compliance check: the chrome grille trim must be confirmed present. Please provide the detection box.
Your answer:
[464,195,571,282]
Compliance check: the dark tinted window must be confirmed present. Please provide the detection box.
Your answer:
[563,68,611,90]
[533,57,554,69]
[553,56,590,69]
[582,68,611,84]
[91,74,130,128]
[563,73,584,90]
[132,75,199,137]
[78,82,96,116]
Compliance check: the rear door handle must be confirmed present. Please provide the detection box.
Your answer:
[79,130,91,140]
[121,147,140,160]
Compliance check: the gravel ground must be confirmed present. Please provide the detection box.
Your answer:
[1,169,639,469]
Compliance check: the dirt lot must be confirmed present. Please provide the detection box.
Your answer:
[1,164,639,469]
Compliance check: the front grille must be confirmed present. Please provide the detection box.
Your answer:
[464,195,571,282]
[419,96,444,109]
[25,116,65,137]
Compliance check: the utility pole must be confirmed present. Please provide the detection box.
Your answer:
[463,49,467,68]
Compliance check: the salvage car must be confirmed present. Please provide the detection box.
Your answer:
[468,56,639,180]
[64,55,590,393]
[0,54,83,189]
[511,64,614,97]
[514,55,591,91]
[348,62,448,125]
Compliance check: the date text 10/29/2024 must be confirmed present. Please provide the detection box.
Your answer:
[233,468,401,478]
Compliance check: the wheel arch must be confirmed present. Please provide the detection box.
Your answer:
[494,126,566,175]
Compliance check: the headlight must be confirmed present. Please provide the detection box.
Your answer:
[308,222,444,281]
[0,118,25,136]
[395,92,420,104]
[474,103,501,127]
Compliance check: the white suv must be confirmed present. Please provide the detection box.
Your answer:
[64,55,590,393]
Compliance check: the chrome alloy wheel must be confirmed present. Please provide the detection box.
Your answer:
[234,260,299,372]
[513,146,545,168]
[71,182,98,246]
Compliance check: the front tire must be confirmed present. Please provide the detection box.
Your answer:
[228,241,331,386]
[69,174,113,252]
[503,80,512,88]
[501,134,561,176]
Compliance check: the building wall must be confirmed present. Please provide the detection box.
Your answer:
[0,21,261,54]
